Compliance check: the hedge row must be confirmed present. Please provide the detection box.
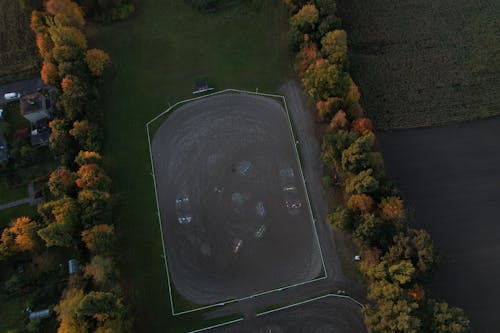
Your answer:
[284,1,470,332]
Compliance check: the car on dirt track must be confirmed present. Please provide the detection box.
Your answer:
[177,216,192,224]
[233,239,243,254]
[4,92,21,100]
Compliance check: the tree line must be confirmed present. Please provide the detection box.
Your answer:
[1,0,131,332]
[284,1,470,332]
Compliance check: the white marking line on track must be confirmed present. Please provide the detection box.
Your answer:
[146,89,329,316]
[187,318,244,333]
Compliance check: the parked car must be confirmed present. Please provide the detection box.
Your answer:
[4,92,21,100]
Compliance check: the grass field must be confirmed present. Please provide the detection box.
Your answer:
[380,117,500,332]
[91,0,293,331]
[337,0,500,130]
[0,0,40,84]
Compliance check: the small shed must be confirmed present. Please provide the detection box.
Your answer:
[193,80,214,94]
[29,309,51,321]
[68,259,78,275]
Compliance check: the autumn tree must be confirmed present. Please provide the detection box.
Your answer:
[77,291,125,323]
[31,10,49,33]
[313,0,341,39]
[37,197,79,248]
[316,96,343,122]
[346,76,361,104]
[36,33,54,59]
[53,45,81,63]
[327,207,357,232]
[384,229,436,284]
[346,101,365,120]
[290,4,319,34]
[347,194,374,213]
[379,196,405,221]
[329,110,348,130]
[69,120,101,151]
[320,30,348,68]
[85,49,111,76]
[76,163,111,191]
[49,23,87,49]
[364,280,422,333]
[0,217,39,256]
[84,256,118,287]
[75,150,102,166]
[352,117,373,134]
[426,300,470,333]
[296,42,320,76]
[302,58,350,100]
[55,288,88,333]
[81,224,115,254]
[78,189,112,227]
[321,129,358,168]
[46,0,85,29]
[354,213,400,250]
[41,61,59,85]
[345,169,379,194]
[48,168,77,197]
[49,118,72,155]
[341,132,375,173]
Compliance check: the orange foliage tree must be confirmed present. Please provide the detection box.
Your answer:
[85,49,111,76]
[48,168,77,197]
[36,33,54,59]
[81,224,115,254]
[329,110,348,130]
[352,117,373,134]
[41,61,59,86]
[297,43,320,77]
[316,96,343,122]
[1,217,39,254]
[379,196,405,221]
[75,151,102,166]
[46,0,85,29]
[76,164,110,191]
[347,193,374,213]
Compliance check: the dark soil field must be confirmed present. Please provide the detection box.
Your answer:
[379,117,500,332]
[151,92,322,306]
[0,0,40,84]
[337,0,500,130]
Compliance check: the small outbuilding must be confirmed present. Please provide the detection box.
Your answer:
[68,259,78,275]
[29,309,51,321]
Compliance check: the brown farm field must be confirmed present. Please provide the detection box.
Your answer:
[0,0,40,84]
[337,0,500,130]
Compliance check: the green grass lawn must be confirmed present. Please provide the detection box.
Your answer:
[0,177,27,205]
[0,204,37,228]
[91,0,293,331]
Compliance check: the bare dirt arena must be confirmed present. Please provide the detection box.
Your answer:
[151,92,323,305]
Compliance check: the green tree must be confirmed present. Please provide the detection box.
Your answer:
[302,58,350,100]
[341,132,375,173]
[69,120,101,152]
[77,291,125,322]
[345,169,379,194]
[49,118,72,155]
[384,229,437,284]
[320,30,348,68]
[37,197,79,248]
[84,256,118,287]
[426,299,470,333]
[85,49,111,76]
[54,288,88,333]
[321,129,358,168]
[290,4,319,34]
[81,224,115,254]
[78,189,112,227]
[364,280,422,333]
[48,168,77,198]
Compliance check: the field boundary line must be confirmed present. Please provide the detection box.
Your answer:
[187,318,244,333]
[145,89,328,316]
